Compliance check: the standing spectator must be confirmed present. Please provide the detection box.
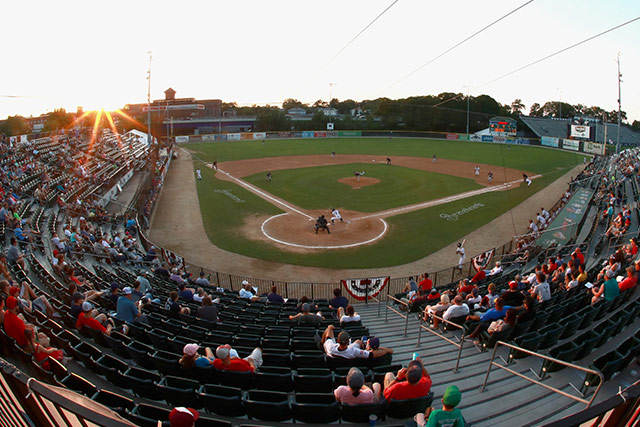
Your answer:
[334,367,381,405]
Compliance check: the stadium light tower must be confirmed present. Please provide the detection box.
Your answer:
[146,51,152,145]
[616,52,622,154]
[464,86,470,135]
[329,82,336,125]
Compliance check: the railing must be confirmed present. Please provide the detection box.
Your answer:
[384,295,411,336]
[417,313,467,373]
[482,340,604,408]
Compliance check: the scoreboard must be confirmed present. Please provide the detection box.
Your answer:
[489,117,517,136]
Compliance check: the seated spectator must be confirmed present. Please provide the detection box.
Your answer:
[116,287,147,324]
[321,325,370,359]
[334,367,381,405]
[154,264,170,280]
[194,271,210,286]
[106,282,120,309]
[168,407,199,427]
[76,302,115,336]
[530,273,551,302]
[192,288,207,303]
[4,296,32,347]
[576,264,588,284]
[338,305,361,324]
[471,308,517,345]
[2,280,58,318]
[427,288,441,303]
[383,358,432,401]
[289,303,323,325]
[591,270,620,305]
[618,266,637,292]
[418,273,433,293]
[467,298,511,324]
[167,291,191,316]
[471,261,502,283]
[196,296,219,323]
[24,328,68,370]
[7,237,26,270]
[329,288,349,310]
[481,283,499,308]
[415,385,465,427]
[136,270,152,296]
[363,336,394,359]
[0,253,14,281]
[565,271,579,291]
[213,344,263,372]
[179,343,216,369]
[178,283,195,301]
[433,296,469,329]
[457,279,475,295]
[465,288,482,309]
[267,286,284,304]
[423,294,450,323]
[239,281,260,302]
[169,268,184,284]
[516,296,536,324]
[395,277,419,300]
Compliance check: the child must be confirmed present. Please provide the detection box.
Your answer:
[415,385,465,427]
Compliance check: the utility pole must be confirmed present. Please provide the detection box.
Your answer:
[146,51,152,145]
[329,83,336,126]
[464,86,470,135]
[616,52,622,154]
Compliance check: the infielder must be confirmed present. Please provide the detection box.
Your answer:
[487,172,493,183]
[266,172,272,183]
[330,208,344,223]
[474,166,480,177]
[354,171,365,182]
[456,242,466,272]
[196,169,202,180]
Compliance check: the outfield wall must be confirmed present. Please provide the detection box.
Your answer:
[178,130,604,156]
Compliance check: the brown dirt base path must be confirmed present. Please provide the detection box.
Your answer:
[149,149,584,282]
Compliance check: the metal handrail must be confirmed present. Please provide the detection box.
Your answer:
[384,295,410,336]
[482,340,605,408]
[418,312,466,373]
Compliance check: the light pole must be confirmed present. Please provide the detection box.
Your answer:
[463,86,470,136]
[146,51,152,145]
[616,52,622,154]
[329,83,336,125]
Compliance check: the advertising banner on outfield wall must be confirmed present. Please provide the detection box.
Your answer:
[469,134,482,142]
[563,139,580,151]
[341,276,389,301]
[584,142,604,155]
[338,131,362,137]
[493,135,506,143]
[446,133,459,140]
[201,134,215,142]
[253,132,266,140]
[227,133,241,141]
[175,135,189,143]
[215,134,227,141]
[481,135,494,142]
[302,131,314,138]
[327,131,338,137]
[541,136,559,148]
[515,138,531,145]
[241,133,253,140]
[314,131,327,138]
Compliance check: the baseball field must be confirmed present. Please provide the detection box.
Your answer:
[183,137,584,269]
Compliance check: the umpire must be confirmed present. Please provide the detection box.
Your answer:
[314,215,330,234]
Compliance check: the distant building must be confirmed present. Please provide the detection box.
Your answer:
[286,108,307,116]
[319,107,339,117]
[123,88,256,136]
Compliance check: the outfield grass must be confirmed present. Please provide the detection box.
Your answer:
[243,163,482,212]
[188,138,585,175]
[195,164,573,268]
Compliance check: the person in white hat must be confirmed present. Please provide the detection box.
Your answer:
[213,344,262,372]
[116,286,147,324]
[238,280,260,302]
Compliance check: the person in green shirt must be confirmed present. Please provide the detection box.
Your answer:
[415,385,465,427]
[591,269,619,305]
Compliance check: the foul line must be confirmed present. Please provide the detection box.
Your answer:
[261,213,389,249]
[215,168,314,220]
[355,175,542,220]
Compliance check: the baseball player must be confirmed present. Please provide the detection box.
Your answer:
[487,172,493,183]
[314,215,330,234]
[196,169,202,180]
[266,172,272,183]
[212,161,218,170]
[386,157,391,165]
[330,208,343,224]
[474,166,480,177]
[432,154,437,163]
[330,151,336,157]
[456,242,466,272]
[354,171,365,182]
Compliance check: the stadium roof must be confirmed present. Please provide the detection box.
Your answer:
[520,115,640,146]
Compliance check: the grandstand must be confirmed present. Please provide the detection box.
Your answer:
[520,115,640,147]
[0,129,639,427]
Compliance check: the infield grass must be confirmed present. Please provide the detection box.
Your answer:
[243,163,482,212]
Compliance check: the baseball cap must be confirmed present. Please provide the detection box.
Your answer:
[442,385,462,407]
[241,280,249,285]
[183,343,199,356]
[215,345,230,359]
[122,287,132,295]
[368,336,380,349]
[110,282,120,291]
[5,296,17,309]
[509,281,518,290]
[407,364,423,384]
[168,407,199,427]
[606,269,615,278]
[8,286,19,296]
[347,367,365,390]
[337,331,350,344]
[82,301,93,312]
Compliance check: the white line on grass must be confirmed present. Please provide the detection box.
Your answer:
[261,213,389,249]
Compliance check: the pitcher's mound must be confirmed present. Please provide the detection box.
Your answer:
[338,176,380,189]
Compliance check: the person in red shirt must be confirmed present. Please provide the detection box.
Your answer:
[547,258,558,273]
[76,302,113,335]
[4,296,30,347]
[213,344,262,372]
[24,328,66,370]
[619,266,637,292]
[573,247,585,266]
[383,358,432,401]
[457,279,475,295]
[418,273,433,293]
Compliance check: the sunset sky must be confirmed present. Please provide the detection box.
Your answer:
[2,0,639,122]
